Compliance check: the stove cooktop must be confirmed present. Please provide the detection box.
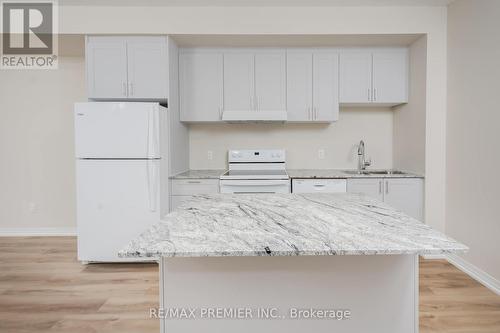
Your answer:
[220,169,289,180]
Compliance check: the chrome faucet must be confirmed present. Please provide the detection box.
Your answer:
[357,140,372,171]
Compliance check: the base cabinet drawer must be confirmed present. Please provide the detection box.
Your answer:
[171,178,220,211]
[171,179,220,195]
[292,179,347,193]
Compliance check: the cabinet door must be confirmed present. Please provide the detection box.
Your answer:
[86,37,128,99]
[127,37,168,100]
[255,51,286,112]
[339,52,372,103]
[286,51,313,121]
[346,178,384,202]
[223,52,255,112]
[313,52,339,121]
[383,178,424,221]
[372,50,408,104]
[179,51,223,121]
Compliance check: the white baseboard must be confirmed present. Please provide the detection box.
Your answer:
[421,254,447,260]
[447,254,500,296]
[0,227,77,237]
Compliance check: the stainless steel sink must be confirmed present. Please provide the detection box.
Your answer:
[343,170,372,175]
[342,170,407,176]
[369,170,407,175]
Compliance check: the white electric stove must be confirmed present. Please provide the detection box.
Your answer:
[220,149,290,194]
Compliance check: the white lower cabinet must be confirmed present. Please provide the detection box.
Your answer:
[347,178,424,221]
[292,179,347,193]
[346,178,384,202]
[383,178,424,222]
[170,179,219,211]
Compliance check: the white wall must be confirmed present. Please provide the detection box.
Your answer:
[0,57,86,231]
[189,108,394,170]
[446,0,500,282]
[393,36,426,175]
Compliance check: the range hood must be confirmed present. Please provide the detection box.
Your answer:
[221,110,287,122]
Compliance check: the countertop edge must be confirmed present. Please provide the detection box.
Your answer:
[119,248,467,259]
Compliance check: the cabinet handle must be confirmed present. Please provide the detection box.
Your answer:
[187,180,201,184]
[379,181,382,194]
[123,82,128,96]
[219,106,223,120]
[308,107,311,120]
[368,88,371,102]
[374,88,377,101]
[385,180,389,194]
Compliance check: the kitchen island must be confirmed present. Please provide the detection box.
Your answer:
[120,193,466,333]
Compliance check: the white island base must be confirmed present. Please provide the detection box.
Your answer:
[159,254,418,333]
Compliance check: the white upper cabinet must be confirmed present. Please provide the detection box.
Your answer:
[372,50,408,104]
[86,37,128,99]
[223,52,255,112]
[127,37,168,100]
[313,52,339,122]
[339,52,372,104]
[286,50,338,122]
[339,48,408,106]
[179,51,223,122]
[286,51,313,121]
[176,46,408,122]
[86,36,168,100]
[254,51,286,112]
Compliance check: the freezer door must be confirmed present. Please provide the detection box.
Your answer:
[74,102,161,159]
[76,159,160,262]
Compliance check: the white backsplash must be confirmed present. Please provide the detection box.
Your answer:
[189,108,394,170]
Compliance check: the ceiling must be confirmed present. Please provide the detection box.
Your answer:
[59,0,455,7]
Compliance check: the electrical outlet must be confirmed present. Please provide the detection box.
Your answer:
[318,149,325,160]
[207,150,213,160]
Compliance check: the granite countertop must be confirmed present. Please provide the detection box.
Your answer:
[287,169,424,179]
[120,193,466,258]
[172,169,423,180]
[171,169,226,179]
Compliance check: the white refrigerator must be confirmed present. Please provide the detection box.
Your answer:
[75,102,164,262]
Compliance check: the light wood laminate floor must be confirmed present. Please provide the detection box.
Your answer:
[1,237,499,333]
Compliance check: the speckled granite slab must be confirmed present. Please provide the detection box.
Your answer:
[171,169,226,179]
[120,193,466,258]
[287,169,424,179]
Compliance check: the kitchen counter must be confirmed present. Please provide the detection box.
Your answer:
[120,193,465,258]
[171,169,226,179]
[287,169,424,178]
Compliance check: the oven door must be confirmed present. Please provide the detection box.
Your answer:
[220,179,290,194]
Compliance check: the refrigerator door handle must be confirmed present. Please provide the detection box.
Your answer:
[146,160,158,212]
[147,105,160,159]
